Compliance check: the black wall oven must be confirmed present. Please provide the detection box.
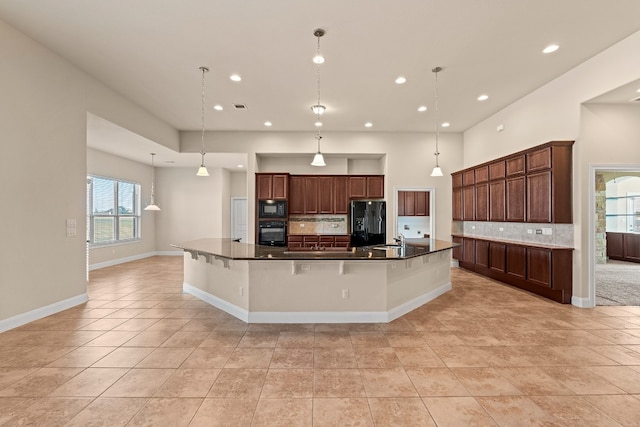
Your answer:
[258,200,287,218]
[258,221,287,246]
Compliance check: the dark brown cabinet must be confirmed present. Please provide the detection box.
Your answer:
[333,176,349,214]
[452,141,573,224]
[349,176,384,199]
[288,234,350,249]
[607,232,640,263]
[415,191,428,216]
[304,177,319,214]
[453,235,573,303]
[256,173,288,200]
[404,191,416,216]
[398,191,430,216]
[288,176,305,214]
[318,176,334,214]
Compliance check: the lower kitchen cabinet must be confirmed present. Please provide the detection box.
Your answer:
[607,232,640,263]
[288,235,350,249]
[452,235,573,303]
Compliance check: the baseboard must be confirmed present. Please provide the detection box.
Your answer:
[183,281,452,324]
[571,295,593,308]
[89,251,182,271]
[0,293,88,333]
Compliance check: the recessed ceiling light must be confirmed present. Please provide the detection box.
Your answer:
[364,122,373,128]
[315,121,322,127]
[213,104,223,111]
[441,122,450,128]
[237,164,244,168]
[264,121,272,127]
[395,76,407,84]
[418,106,427,112]
[477,94,489,101]
[543,44,559,54]
[230,74,242,82]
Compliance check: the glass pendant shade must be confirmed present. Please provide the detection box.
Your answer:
[197,165,209,176]
[311,152,326,167]
[311,104,325,115]
[144,203,161,211]
[430,166,443,177]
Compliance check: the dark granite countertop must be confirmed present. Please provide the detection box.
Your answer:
[172,238,457,261]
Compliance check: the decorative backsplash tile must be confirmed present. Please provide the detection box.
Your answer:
[289,215,348,235]
[456,221,574,247]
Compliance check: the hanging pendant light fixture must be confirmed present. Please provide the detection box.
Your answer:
[196,66,210,176]
[310,28,326,167]
[430,66,444,177]
[144,152,161,211]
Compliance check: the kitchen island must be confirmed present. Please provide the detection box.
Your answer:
[173,238,456,323]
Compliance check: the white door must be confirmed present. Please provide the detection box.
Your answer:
[231,197,248,242]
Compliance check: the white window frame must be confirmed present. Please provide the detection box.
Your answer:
[87,175,141,246]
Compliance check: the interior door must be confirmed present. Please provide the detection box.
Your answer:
[231,197,248,242]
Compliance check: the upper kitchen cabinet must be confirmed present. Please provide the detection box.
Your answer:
[256,173,288,200]
[397,191,430,216]
[349,175,384,199]
[333,176,349,214]
[451,141,573,224]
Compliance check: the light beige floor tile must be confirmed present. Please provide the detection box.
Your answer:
[587,365,640,393]
[84,331,138,347]
[189,398,257,427]
[276,331,315,348]
[423,396,497,426]
[91,346,154,368]
[207,368,267,399]
[102,368,174,397]
[368,397,435,426]
[0,367,82,397]
[589,344,640,365]
[199,331,244,347]
[583,394,640,426]
[50,367,127,397]
[237,332,279,348]
[0,397,40,424]
[430,346,490,368]
[476,396,556,426]
[181,347,233,369]
[135,347,194,368]
[540,366,625,395]
[260,368,313,398]
[494,367,574,395]
[269,348,313,369]
[127,397,202,426]
[385,332,427,347]
[224,348,274,369]
[121,330,174,347]
[531,396,622,426]
[64,397,147,426]
[314,331,353,348]
[45,346,115,368]
[314,368,366,397]
[0,368,39,391]
[354,347,402,368]
[1,397,92,427]
[154,368,220,397]
[251,398,312,427]
[405,368,470,397]
[1,346,76,368]
[313,397,373,426]
[314,347,358,369]
[451,367,523,396]
[472,346,536,367]
[161,330,210,347]
[350,332,391,347]
[359,368,418,397]
[420,332,467,346]
[180,318,222,331]
[394,347,445,368]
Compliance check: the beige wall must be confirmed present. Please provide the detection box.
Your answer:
[87,148,157,266]
[0,18,178,326]
[463,30,640,305]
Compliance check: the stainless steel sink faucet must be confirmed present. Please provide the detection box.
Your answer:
[394,233,406,247]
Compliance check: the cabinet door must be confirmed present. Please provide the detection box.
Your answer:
[397,191,406,216]
[489,161,506,181]
[303,235,319,248]
[527,248,551,288]
[288,235,303,248]
[319,235,334,247]
[256,174,273,200]
[506,176,525,222]
[415,191,428,216]
[623,233,640,262]
[334,235,351,248]
[452,172,463,189]
[452,236,463,260]
[272,174,288,199]
[452,188,463,221]
[475,240,489,268]
[606,232,624,260]
[475,166,489,184]
[475,183,489,221]
[367,176,384,198]
[462,238,476,264]
[506,245,526,279]
[288,176,305,214]
[506,155,525,176]
[527,147,552,172]
[304,176,319,214]
[463,186,475,221]
[318,176,334,214]
[489,242,506,273]
[489,180,506,222]
[333,176,349,214]
[462,170,475,187]
[404,191,416,216]
[526,171,552,223]
[349,176,367,199]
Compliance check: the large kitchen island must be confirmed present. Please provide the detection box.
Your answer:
[174,238,456,323]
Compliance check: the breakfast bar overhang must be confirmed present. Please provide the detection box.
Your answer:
[174,238,456,323]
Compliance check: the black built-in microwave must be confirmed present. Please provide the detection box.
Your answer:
[258,200,287,218]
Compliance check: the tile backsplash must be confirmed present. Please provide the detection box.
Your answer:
[289,215,348,235]
[453,221,574,247]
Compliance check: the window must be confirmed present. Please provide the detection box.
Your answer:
[87,176,141,245]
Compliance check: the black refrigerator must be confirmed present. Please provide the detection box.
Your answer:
[350,200,386,247]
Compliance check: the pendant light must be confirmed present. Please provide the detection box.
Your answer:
[144,153,161,211]
[430,66,444,177]
[196,66,210,176]
[310,28,326,167]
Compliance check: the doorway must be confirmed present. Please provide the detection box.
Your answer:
[590,167,640,306]
[231,197,248,242]
[395,188,435,240]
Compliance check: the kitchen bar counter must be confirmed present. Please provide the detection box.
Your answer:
[174,238,456,323]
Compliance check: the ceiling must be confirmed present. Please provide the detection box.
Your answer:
[2,0,640,167]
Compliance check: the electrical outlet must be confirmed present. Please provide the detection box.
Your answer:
[499,227,504,231]
[541,228,552,235]
[535,229,542,235]
[301,264,310,271]
[527,229,533,234]
[342,289,349,299]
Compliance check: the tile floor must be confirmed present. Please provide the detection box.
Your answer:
[1,256,640,426]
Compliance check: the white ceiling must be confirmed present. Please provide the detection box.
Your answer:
[2,0,640,167]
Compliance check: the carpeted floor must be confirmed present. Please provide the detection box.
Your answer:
[596,259,640,305]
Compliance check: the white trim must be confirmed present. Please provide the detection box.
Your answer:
[183,281,451,324]
[0,293,88,333]
[183,283,249,322]
[571,295,591,308]
[89,251,182,270]
[394,186,436,240]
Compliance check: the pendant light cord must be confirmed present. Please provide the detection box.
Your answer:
[433,66,441,167]
[199,66,208,166]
